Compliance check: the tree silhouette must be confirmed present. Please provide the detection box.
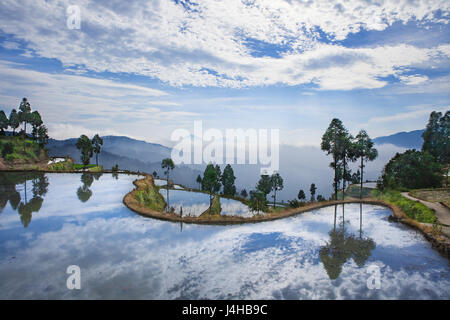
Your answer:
[354,130,378,199]
[92,134,103,166]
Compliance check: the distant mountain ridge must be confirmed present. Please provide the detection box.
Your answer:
[46,135,200,187]
[373,129,424,150]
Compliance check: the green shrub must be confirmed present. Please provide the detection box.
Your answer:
[372,189,437,223]
[1,142,13,157]
[135,185,166,211]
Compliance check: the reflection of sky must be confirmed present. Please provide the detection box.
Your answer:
[158,189,210,217]
[0,173,449,300]
[220,198,253,217]
[153,179,167,187]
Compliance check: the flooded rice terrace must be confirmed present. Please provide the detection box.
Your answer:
[0,172,449,299]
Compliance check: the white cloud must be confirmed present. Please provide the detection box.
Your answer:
[399,75,429,85]
[0,0,448,90]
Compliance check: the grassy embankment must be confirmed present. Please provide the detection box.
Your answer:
[371,189,437,224]
[0,135,46,164]
[1,135,103,172]
[135,180,166,212]
[200,195,221,216]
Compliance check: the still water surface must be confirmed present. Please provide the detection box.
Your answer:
[0,172,448,299]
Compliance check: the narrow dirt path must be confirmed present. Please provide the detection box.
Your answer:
[401,192,450,238]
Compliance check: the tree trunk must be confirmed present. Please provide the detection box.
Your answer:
[273,189,276,208]
[360,156,364,199]
[342,155,346,200]
[166,172,170,213]
[334,154,338,200]
[96,153,98,166]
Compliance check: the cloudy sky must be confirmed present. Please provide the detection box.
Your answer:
[0,0,449,147]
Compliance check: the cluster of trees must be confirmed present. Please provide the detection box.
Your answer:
[246,172,284,213]
[291,183,325,207]
[379,111,449,190]
[321,119,378,200]
[75,134,103,166]
[0,98,49,147]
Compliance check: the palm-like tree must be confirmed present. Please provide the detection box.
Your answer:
[354,130,378,199]
[161,158,175,212]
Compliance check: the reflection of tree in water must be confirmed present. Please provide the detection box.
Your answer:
[319,204,376,280]
[0,172,48,227]
[76,173,102,203]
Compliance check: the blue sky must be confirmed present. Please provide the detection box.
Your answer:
[0,0,448,147]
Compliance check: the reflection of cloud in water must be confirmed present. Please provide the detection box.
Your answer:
[159,189,210,217]
[0,174,141,229]
[220,198,252,217]
[154,179,167,186]
[0,179,448,300]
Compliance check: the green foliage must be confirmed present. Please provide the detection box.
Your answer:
[222,164,236,196]
[0,110,8,133]
[317,195,326,202]
[208,195,221,215]
[298,189,306,201]
[270,172,283,206]
[310,183,317,201]
[380,150,442,190]
[92,134,103,166]
[422,111,449,164]
[76,134,93,166]
[18,98,32,135]
[288,199,304,208]
[321,118,350,199]
[161,158,175,181]
[136,185,166,212]
[0,136,42,162]
[371,189,437,223]
[8,109,19,135]
[1,142,13,157]
[48,160,74,171]
[202,163,221,194]
[37,125,48,147]
[240,189,248,198]
[248,190,268,213]
[256,174,272,197]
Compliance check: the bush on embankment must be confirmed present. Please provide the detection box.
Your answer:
[371,189,437,224]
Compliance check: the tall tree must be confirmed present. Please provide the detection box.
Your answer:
[92,134,103,166]
[29,111,42,140]
[256,174,272,199]
[76,135,93,167]
[196,174,202,189]
[202,163,221,214]
[37,125,49,148]
[9,109,19,136]
[222,164,236,196]
[380,150,441,190]
[340,133,356,200]
[298,189,306,202]
[321,118,348,200]
[248,190,268,214]
[422,111,449,164]
[18,98,32,137]
[270,172,283,208]
[161,158,175,212]
[310,183,317,202]
[0,111,8,135]
[354,130,378,199]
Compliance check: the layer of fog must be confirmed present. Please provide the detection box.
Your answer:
[186,143,405,202]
